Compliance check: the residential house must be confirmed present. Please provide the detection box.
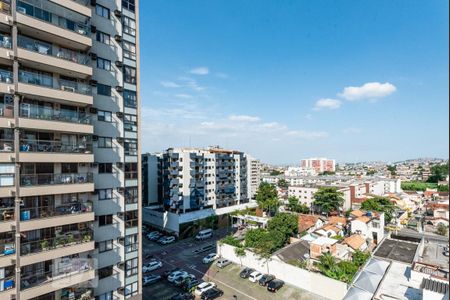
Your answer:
[350,210,385,244]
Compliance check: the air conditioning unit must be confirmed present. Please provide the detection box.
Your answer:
[92,135,98,141]
[61,86,75,92]
[89,107,98,114]
[116,112,124,118]
[90,25,97,33]
[114,10,122,18]
[115,61,123,68]
[89,53,97,60]
[89,79,98,86]
[114,35,122,42]
[115,86,123,92]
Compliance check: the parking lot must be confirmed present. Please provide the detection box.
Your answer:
[142,229,323,300]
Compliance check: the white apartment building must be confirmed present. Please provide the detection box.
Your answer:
[300,157,336,173]
[0,1,141,299]
[288,185,352,210]
[246,155,261,200]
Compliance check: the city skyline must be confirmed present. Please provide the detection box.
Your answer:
[140,0,449,164]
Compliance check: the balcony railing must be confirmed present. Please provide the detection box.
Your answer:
[20,172,93,186]
[0,0,11,15]
[21,229,93,256]
[18,35,90,65]
[17,0,89,36]
[0,33,11,49]
[20,139,93,154]
[124,172,138,180]
[20,103,91,124]
[20,201,92,221]
[0,139,13,152]
[19,69,92,95]
[0,69,12,83]
[0,238,14,256]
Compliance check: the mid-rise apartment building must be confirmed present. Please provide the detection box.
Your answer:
[300,157,336,174]
[0,1,141,299]
[142,147,258,237]
[246,155,260,200]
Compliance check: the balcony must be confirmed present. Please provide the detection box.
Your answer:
[0,138,13,162]
[0,234,15,267]
[17,35,92,77]
[19,103,93,134]
[19,139,94,163]
[49,0,91,17]
[16,0,91,49]
[18,69,93,105]
[0,1,11,26]
[20,172,94,197]
[0,68,13,94]
[0,33,11,61]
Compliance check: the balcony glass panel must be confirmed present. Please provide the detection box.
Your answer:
[0,1,11,14]
[18,35,90,65]
[0,232,14,256]
[0,69,12,83]
[19,102,91,124]
[20,201,92,221]
[20,172,93,186]
[20,139,93,154]
[17,0,89,36]
[0,33,11,49]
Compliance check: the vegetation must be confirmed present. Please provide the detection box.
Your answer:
[255,182,279,214]
[438,185,449,192]
[436,223,448,236]
[427,162,449,183]
[278,179,289,189]
[401,181,438,191]
[387,165,397,176]
[366,169,376,175]
[221,234,242,247]
[320,171,336,176]
[286,196,310,213]
[269,170,283,176]
[267,212,298,239]
[287,259,308,269]
[312,187,344,216]
[360,196,396,224]
[317,250,370,283]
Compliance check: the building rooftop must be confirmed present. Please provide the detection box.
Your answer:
[328,216,347,225]
[273,240,310,262]
[344,234,366,250]
[298,214,320,232]
[421,278,449,294]
[311,236,338,246]
[418,240,449,269]
[373,238,419,264]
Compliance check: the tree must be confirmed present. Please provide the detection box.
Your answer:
[352,250,370,267]
[278,179,289,189]
[286,196,310,213]
[312,187,344,215]
[234,246,246,266]
[267,212,298,241]
[361,196,396,224]
[436,223,448,236]
[427,162,449,183]
[387,165,397,176]
[269,170,282,176]
[366,169,376,175]
[255,182,279,214]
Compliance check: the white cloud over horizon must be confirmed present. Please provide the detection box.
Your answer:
[228,115,260,122]
[339,82,397,101]
[189,67,210,75]
[313,98,342,110]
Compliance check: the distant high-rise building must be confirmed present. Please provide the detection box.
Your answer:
[301,158,336,173]
[246,155,261,200]
[0,1,141,299]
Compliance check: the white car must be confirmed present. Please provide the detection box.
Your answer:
[194,281,216,296]
[248,271,263,283]
[202,253,218,264]
[143,274,161,286]
[159,236,176,245]
[142,260,162,273]
[167,270,188,282]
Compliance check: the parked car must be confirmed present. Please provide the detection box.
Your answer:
[267,279,284,292]
[200,287,223,300]
[248,271,263,283]
[194,282,216,296]
[143,274,161,286]
[170,293,195,300]
[258,274,275,286]
[164,267,181,278]
[149,233,163,241]
[239,267,255,279]
[168,271,189,283]
[142,260,162,273]
[195,228,213,241]
[160,236,176,245]
[216,258,231,268]
[202,253,218,264]
[174,274,196,286]
[182,278,201,292]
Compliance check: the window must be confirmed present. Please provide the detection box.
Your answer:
[122,0,135,12]
[98,266,113,279]
[98,137,112,148]
[125,282,138,298]
[97,83,111,96]
[123,66,136,84]
[96,292,113,300]
[98,110,112,122]
[98,163,113,174]
[124,234,138,253]
[123,16,136,36]
[124,114,137,132]
[0,164,15,187]
[98,215,113,226]
[98,188,113,200]
[124,140,137,156]
[125,258,138,276]
[96,31,110,45]
[97,57,111,71]
[123,41,136,60]
[123,90,137,108]
[96,4,110,18]
[98,239,113,253]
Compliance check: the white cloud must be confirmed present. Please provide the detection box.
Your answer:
[313,98,342,110]
[339,82,397,101]
[189,67,209,75]
[229,115,260,122]
[160,81,181,88]
[178,77,206,91]
[174,93,193,99]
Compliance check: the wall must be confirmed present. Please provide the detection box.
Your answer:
[218,243,348,300]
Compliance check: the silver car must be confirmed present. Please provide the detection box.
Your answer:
[216,258,232,268]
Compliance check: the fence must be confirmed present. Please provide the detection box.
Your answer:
[218,243,348,300]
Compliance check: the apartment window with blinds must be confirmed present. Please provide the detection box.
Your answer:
[96,4,110,19]
[125,282,138,298]
[125,258,138,276]
[123,16,136,36]
[98,188,113,200]
[98,239,113,253]
[98,163,113,174]
[97,57,111,71]
[96,31,110,45]
[123,66,136,84]
[124,114,137,132]
[97,83,111,96]
[125,234,138,253]
[123,41,136,60]
[122,0,135,12]
[97,137,112,148]
[98,215,113,226]
[123,90,137,108]
[0,164,14,187]
[98,110,112,122]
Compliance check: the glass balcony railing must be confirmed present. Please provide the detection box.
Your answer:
[0,0,11,15]
[20,201,92,221]
[18,70,92,95]
[0,103,14,118]
[0,69,13,83]
[18,35,90,65]
[17,0,89,36]
[20,103,91,124]
[21,229,93,255]
[0,139,13,152]
[20,172,93,186]
[0,33,11,49]
[20,139,93,154]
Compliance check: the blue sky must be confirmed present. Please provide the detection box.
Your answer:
[139,0,449,164]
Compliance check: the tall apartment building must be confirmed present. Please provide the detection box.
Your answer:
[300,157,336,174]
[246,155,260,200]
[0,1,141,300]
[142,147,258,237]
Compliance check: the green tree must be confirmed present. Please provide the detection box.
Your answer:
[269,170,283,176]
[234,246,246,266]
[352,250,370,267]
[278,179,289,189]
[312,187,344,215]
[387,165,397,176]
[220,235,241,247]
[286,196,309,213]
[267,212,298,241]
[366,169,376,175]
[427,162,449,183]
[436,223,448,236]
[255,182,279,214]
[361,196,396,224]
